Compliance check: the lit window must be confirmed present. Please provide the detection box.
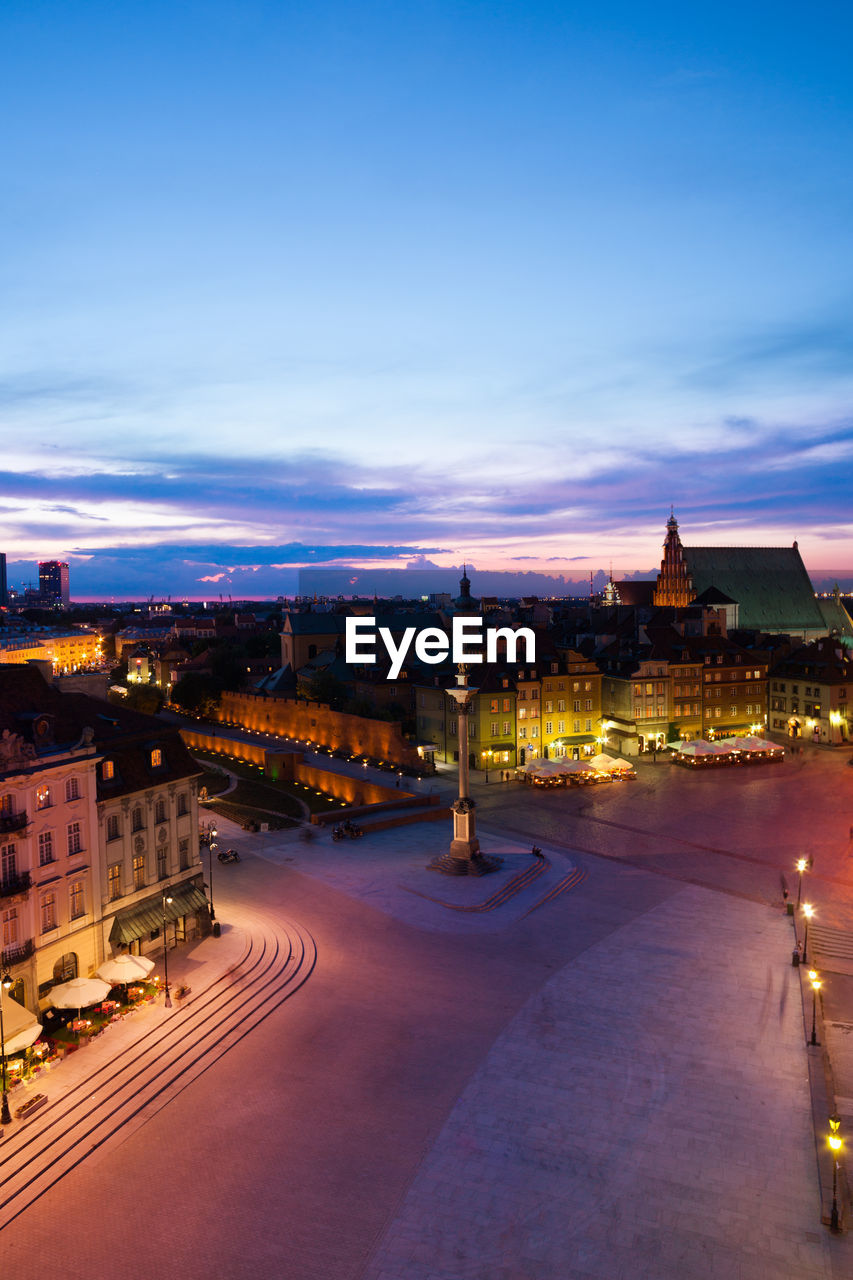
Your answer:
[108,863,122,900]
[133,854,145,890]
[36,786,51,810]
[69,880,84,919]
[151,749,162,768]
[40,891,57,932]
[102,761,114,781]
[38,831,54,866]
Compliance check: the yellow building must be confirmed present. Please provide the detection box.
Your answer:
[0,630,102,673]
[543,651,603,759]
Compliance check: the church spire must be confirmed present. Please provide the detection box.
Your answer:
[653,510,694,607]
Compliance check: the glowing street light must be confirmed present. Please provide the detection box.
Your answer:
[795,858,808,909]
[162,890,174,1008]
[0,972,13,1125]
[829,1114,843,1232]
[802,903,815,965]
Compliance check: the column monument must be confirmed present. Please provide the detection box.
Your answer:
[430,664,500,876]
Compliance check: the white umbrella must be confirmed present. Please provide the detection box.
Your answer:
[50,976,111,1015]
[678,741,718,756]
[96,954,154,985]
[0,987,42,1054]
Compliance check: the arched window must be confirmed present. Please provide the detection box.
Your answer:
[53,952,78,983]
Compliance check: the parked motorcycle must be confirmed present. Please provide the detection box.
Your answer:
[218,848,241,863]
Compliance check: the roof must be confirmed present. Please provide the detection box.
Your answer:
[683,546,824,632]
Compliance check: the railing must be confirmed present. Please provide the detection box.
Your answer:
[1,937,34,966]
[0,810,29,834]
[0,870,32,899]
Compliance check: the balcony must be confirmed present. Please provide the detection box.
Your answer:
[1,937,34,967]
[0,870,32,899]
[0,810,29,835]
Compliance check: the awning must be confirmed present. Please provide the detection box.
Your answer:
[552,735,597,746]
[109,884,209,946]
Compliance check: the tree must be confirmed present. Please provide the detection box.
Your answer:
[171,673,221,717]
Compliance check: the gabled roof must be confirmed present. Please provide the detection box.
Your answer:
[683,546,824,632]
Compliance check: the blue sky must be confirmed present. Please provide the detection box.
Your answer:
[2,2,853,597]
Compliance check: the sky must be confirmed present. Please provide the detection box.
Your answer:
[2,1,853,599]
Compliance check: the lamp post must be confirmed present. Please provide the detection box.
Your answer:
[796,858,808,909]
[808,970,822,1046]
[802,903,814,965]
[162,889,173,1008]
[0,972,13,1125]
[208,824,217,922]
[829,1113,842,1232]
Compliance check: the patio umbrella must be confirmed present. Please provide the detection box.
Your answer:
[0,987,42,1054]
[96,954,154,985]
[50,976,111,1018]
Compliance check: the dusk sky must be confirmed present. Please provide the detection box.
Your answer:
[3,2,853,598]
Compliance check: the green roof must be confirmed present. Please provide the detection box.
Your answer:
[684,546,824,632]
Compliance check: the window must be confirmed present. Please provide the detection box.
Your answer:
[132,806,144,832]
[585,719,592,732]
[557,699,565,712]
[157,847,168,879]
[449,719,457,735]
[107,814,121,841]
[38,831,54,866]
[102,760,115,781]
[176,793,189,817]
[502,721,511,736]
[545,700,553,713]
[584,699,592,711]
[179,838,190,870]
[730,705,737,716]
[0,844,16,888]
[545,721,552,734]
[40,891,57,933]
[491,722,499,736]
[584,681,592,691]
[67,822,82,855]
[502,698,510,712]
[133,854,145,890]
[531,688,539,700]
[519,726,527,739]
[36,786,51,810]
[69,880,84,920]
[573,700,581,713]
[108,863,122,900]
[2,907,18,947]
[490,699,499,713]
[573,720,580,732]
[518,707,526,720]
[0,795,10,817]
[530,726,538,738]
[65,777,79,802]
[154,799,167,825]
[150,749,163,768]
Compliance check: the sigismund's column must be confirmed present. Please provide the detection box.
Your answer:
[428,664,501,877]
[446,664,480,865]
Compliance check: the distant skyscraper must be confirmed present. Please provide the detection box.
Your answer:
[0,553,6,607]
[38,560,70,607]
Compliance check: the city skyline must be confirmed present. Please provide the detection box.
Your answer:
[3,3,853,596]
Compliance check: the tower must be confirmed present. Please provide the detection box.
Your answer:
[653,511,694,608]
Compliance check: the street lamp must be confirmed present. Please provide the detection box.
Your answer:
[795,858,808,909]
[829,1113,842,1232]
[808,970,822,1046]
[0,972,13,1125]
[208,824,217,922]
[162,890,173,1008]
[802,903,815,965]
